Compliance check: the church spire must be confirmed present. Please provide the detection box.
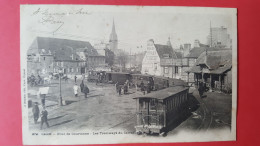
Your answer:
[167,36,172,47]
[109,19,118,52]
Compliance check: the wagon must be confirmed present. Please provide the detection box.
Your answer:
[105,72,131,85]
[131,74,154,87]
[133,86,189,135]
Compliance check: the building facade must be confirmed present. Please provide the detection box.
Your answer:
[207,26,232,48]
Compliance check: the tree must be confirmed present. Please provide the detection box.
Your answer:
[117,51,128,71]
[104,48,115,66]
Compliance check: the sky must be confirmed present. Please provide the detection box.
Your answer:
[21,5,236,54]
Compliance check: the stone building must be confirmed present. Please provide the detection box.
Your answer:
[207,26,232,48]
[27,37,106,76]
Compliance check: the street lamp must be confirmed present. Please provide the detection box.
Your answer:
[58,68,63,106]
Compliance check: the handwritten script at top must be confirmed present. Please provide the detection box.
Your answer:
[32,8,91,34]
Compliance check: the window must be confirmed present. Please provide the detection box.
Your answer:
[175,66,179,74]
[154,63,157,70]
[43,57,45,61]
[164,67,169,74]
[61,62,64,67]
[163,54,169,58]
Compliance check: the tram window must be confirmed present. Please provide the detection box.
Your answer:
[150,99,157,111]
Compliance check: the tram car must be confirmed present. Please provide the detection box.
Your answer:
[105,72,131,85]
[131,74,154,87]
[87,71,99,82]
[133,86,189,135]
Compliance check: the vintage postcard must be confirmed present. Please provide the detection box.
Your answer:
[21,5,237,145]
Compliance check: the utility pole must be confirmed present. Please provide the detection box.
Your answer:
[210,21,213,47]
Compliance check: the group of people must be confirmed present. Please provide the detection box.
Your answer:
[74,80,89,98]
[28,74,44,86]
[32,102,50,130]
[115,80,129,95]
[140,80,153,95]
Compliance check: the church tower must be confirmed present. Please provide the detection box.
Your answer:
[167,37,172,47]
[109,19,118,52]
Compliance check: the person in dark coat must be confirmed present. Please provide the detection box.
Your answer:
[40,107,49,130]
[80,80,84,93]
[32,102,39,124]
[140,81,145,95]
[198,82,204,98]
[83,85,89,98]
[74,75,77,83]
[40,94,46,107]
[147,81,151,93]
[123,83,128,94]
[166,78,170,87]
[118,85,122,96]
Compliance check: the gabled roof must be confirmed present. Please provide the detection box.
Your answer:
[33,37,95,54]
[185,47,206,58]
[188,50,232,74]
[154,44,181,59]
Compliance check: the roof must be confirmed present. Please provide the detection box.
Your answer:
[106,71,130,75]
[185,47,206,58]
[154,44,181,59]
[53,46,82,61]
[188,50,232,74]
[34,37,95,54]
[133,86,188,100]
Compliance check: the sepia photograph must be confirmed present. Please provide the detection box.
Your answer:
[20,5,237,145]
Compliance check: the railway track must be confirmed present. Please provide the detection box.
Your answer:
[195,92,213,132]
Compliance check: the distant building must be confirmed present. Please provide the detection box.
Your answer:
[109,19,118,54]
[93,41,108,56]
[207,26,232,48]
[27,37,106,75]
[53,47,85,74]
[141,39,183,77]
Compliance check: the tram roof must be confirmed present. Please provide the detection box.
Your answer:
[133,86,189,100]
[106,71,130,74]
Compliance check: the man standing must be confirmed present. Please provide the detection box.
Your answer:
[198,82,204,98]
[73,84,79,97]
[147,81,151,94]
[140,80,145,95]
[80,80,84,93]
[40,107,49,130]
[83,85,89,98]
[32,102,39,124]
[74,75,77,83]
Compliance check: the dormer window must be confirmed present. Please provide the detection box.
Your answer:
[163,54,169,58]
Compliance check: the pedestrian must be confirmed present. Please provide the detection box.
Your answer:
[167,78,170,87]
[118,85,122,96]
[40,107,49,130]
[147,81,151,94]
[38,91,46,107]
[83,85,89,98]
[140,81,145,95]
[123,83,128,94]
[198,82,204,98]
[73,83,79,97]
[32,102,39,124]
[115,82,119,93]
[74,75,77,83]
[80,80,84,93]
